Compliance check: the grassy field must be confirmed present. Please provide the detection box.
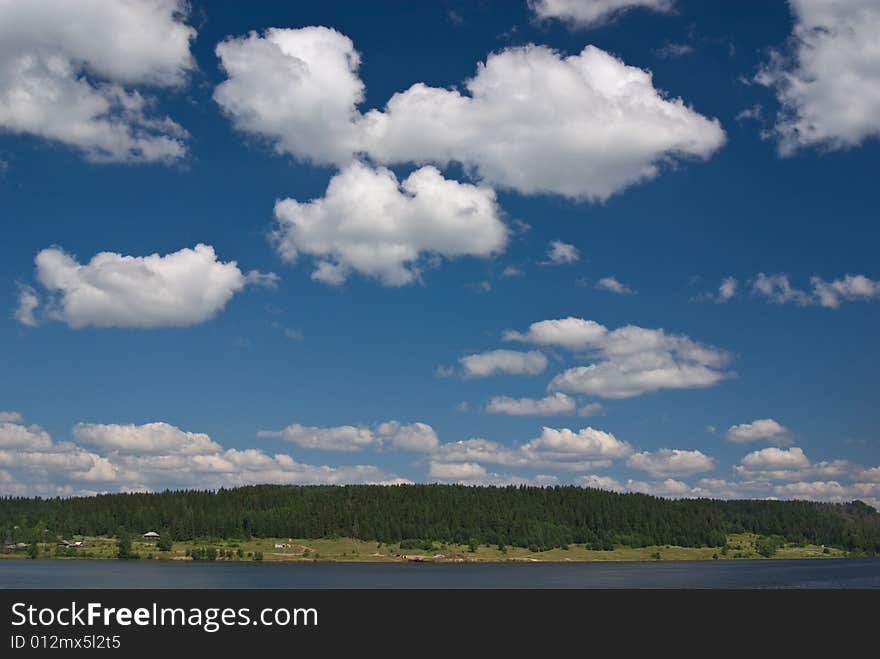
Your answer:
[1,532,851,562]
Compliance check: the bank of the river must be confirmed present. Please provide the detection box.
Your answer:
[0,532,857,563]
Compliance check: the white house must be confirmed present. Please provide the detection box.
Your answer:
[142,531,160,540]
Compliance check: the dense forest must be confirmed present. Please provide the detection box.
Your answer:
[2,484,879,553]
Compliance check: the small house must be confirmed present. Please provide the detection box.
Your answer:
[142,531,160,541]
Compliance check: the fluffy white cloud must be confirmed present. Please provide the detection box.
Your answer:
[0,0,194,162]
[595,276,634,295]
[692,276,738,303]
[757,0,880,154]
[811,275,880,308]
[504,317,608,351]
[751,273,812,305]
[0,422,53,450]
[0,418,405,495]
[72,422,222,455]
[544,240,580,265]
[529,0,674,28]
[740,446,810,471]
[735,446,854,482]
[718,277,738,302]
[428,460,487,480]
[18,244,275,329]
[627,448,716,477]
[508,318,731,398]
[214,26,363,165]
[362,44,724,201]
[858,467,880,483]
[521,426,632,462]
[257,420,438,453]
[752,272,880,308]
[486,392,577,416]
[215,28,724,201]
[726,418,791,445]
[273,162,507,286]
[431,425,630,473]
[459,349,548,378]
[374,421,440,452]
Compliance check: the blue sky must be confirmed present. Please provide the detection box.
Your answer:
[1,0,878,503]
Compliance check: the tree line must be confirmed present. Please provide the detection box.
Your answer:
[2,484,878,553]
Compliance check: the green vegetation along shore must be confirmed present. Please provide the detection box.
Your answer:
[0,532,853,563]
[2,484,878,562]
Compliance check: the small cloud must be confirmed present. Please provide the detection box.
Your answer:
[654,42,695,59]
[271,322,304,342]
[502,266,524,278]
[735,104,763,123]
[511,219,531,235]
[447,9,463,25]
[14,284,40,327]
[455,401,470,413]
[467,280,492,293]
[692,276,737,303]
[595,276,635,295]
[435,365,455,378]
[542,240,580,265]
[706,425,716,434]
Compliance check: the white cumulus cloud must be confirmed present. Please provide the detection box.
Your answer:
[757,0,880,154]
[544,240,580,265]
[18,244,275,329]
[72,422,222,455]
[0,0,195,163]
[726,418,791,445]
[627,448,716,477]
[257,420,438,453]
[459,349,548,378]
[215,28,724,201]
[486,392,578,416]
[214,26,363,165]
[272,162,507,286]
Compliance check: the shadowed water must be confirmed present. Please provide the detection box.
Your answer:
[1,558,879,588]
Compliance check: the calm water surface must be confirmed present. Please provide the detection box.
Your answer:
[1,558,879,588]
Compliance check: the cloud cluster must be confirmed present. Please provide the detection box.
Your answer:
[508,318,732,399]
[757,0,880,154]
[0,417,406,497]
[215,28,724,201]
[726,418,791,446]
[16,244,275,328]
[734,446,853,482]
[257,420,438,453]
[272,162,506,286]
[529,0,674,28]
[0,0,195,162]
[693,276,737,303]
[429,425,634,479]
[752,272,880,308]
